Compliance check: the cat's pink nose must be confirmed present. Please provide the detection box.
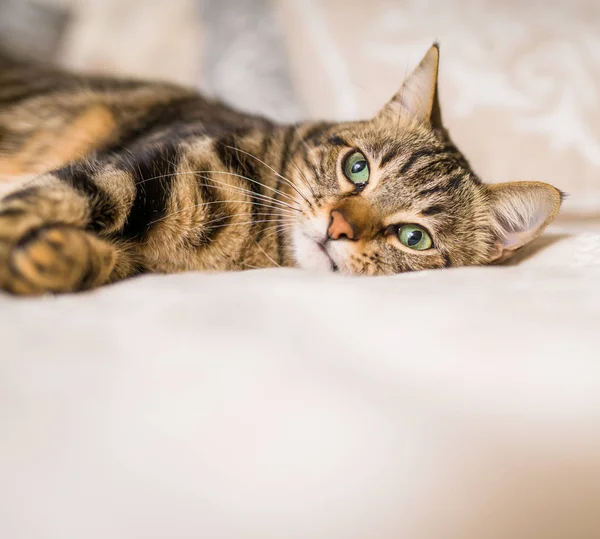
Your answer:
[328,210,355,240]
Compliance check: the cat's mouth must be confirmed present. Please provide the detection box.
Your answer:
[317,241,339,272]
[292,226,340,272]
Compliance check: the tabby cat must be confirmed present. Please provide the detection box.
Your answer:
[0,44,562,295]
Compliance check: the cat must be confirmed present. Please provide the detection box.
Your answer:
[0,44,562,295]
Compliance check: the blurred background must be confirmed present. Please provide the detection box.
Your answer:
[0,0,599,213]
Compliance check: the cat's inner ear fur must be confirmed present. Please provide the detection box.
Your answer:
[378,43,442,127]
[488,182,563,263]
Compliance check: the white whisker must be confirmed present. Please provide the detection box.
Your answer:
[260,223,295,244]
[253,240,281,268]
[132,168,298,204]
[223,144,313,206]
[195,176,300,212]
[201,219,295,233]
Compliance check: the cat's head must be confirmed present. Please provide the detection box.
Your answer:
[289,44,562,274]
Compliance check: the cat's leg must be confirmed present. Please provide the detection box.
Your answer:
[0,165,136,295]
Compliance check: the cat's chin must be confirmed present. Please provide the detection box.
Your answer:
[291,227,339,272]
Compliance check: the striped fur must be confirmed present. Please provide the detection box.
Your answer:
[0,45,562,294]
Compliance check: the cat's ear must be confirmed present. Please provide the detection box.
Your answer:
[488,182,563,263]
[377,43,443,127]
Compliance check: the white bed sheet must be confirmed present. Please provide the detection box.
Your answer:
[1,220,599,538]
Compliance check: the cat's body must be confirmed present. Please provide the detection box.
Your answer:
[0,45,562,295]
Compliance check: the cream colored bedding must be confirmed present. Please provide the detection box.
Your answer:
[2,221,600,538]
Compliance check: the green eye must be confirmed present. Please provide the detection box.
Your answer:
[343,151,369,186]
[398,224,433,251]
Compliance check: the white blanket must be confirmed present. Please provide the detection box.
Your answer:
[2,220,599,538]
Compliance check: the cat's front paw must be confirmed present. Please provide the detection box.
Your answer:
[1,225,116,295]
